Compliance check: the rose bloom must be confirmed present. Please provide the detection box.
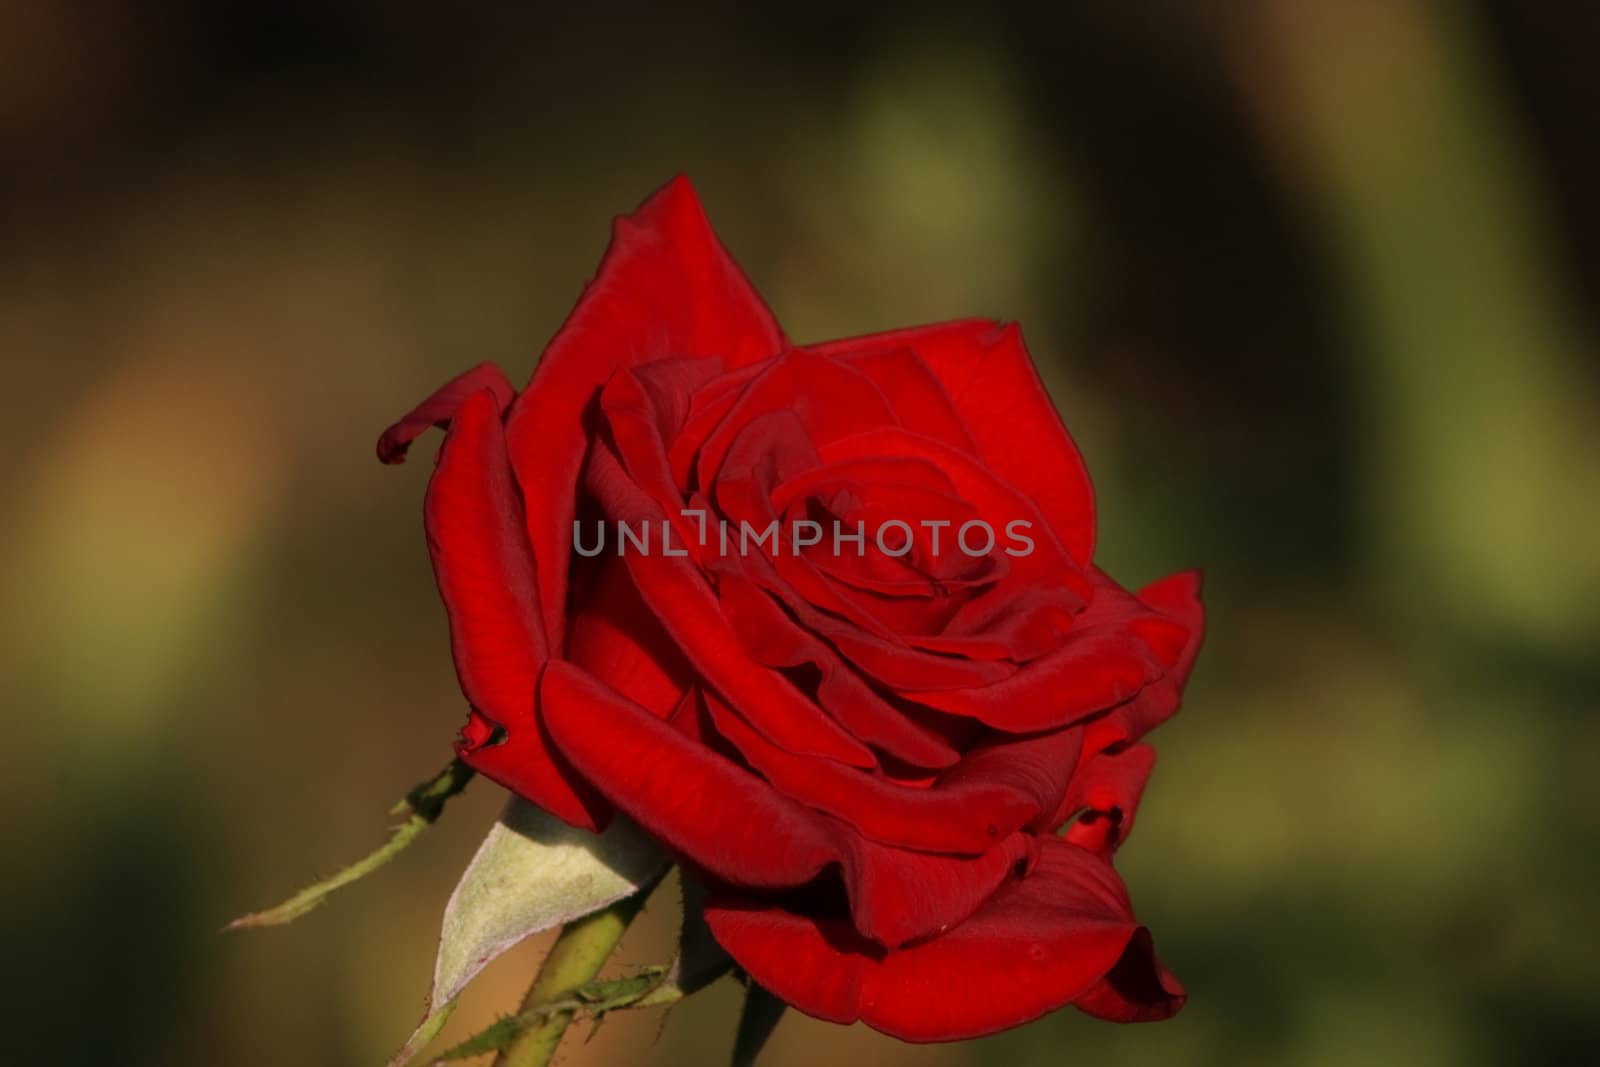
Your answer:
[378,177,1203,1041]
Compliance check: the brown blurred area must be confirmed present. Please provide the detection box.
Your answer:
[2,3,1598,1065]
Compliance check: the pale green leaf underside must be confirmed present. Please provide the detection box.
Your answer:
[429,796,669,1013]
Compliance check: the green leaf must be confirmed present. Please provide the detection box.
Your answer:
[225,758,474,930]
[426,797,669,1013]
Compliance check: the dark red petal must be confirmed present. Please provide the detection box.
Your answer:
[906,628,1166,730]
[716,574,963,769]
[834,828,1037,949]
[565,555,691,718]
[1136,569,1205,689]
[817,426,1085,596]
[777,588,1016,692]
[542,662,1052,949]
[693,348,895,495]
[666,361,768,492]
[701,689,1034,854]
[539,661,836,887]
[825,343,979,454]
[922,584,1082,662]
[586,443,877,768]
[704,838,1158,1041]
[455,699,610,834]
[600,356,726,517]
[506,176,785,650]
[425,389,602,828]
[376,362,515,464]
[809,319,1097,564]
[1074,928,1186,1022]
[425,389,548,697]
[1087,569,1206,749]
[1058,743,1157,853]
[904,570,1192,730]
[944,725,1085,836]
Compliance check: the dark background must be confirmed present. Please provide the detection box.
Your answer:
[3,3,1597,1064]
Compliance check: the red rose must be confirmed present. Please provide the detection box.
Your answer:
[378,177,1203,1041]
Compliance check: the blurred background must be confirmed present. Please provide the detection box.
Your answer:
[3,2,1598,1064]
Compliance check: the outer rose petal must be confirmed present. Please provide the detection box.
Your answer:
[704,837,1174,1041]
[904,572,1188,730]
[1074,927,1186,1022]
[700,689,1038,854]
[375,361,515,464]
[1087,569,1206,749]
[1136,570,1205,687]
[506,176,785,652]
[834,828,1037,949]
[422,389,605,829]
[1058,743,1158,854]
[540,661,837,888]
[543,663,1061,948]
[808,319,1097,564]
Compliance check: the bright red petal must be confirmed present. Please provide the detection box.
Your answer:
[506,176,785,651]
[715,573,962,769]
[809,319,1096,564]
[700,690,1036,854]
[1059,743,1158,854]
[539,662,837,887]
[376,362,515,464]
[543,662,1066,948]
[424,389,604,829]
[704,837,1169,1041]
[1087,569,1206,749]
[586,442,878,768]
[904,572,1186,730]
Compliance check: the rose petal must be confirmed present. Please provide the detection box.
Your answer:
[704,837,1166,1041]
[904,571,1191,730]
[716,573,964,769]
[376,362,515,464]
[833,827,1037,949]
[545,663,1069,948]
[693,349,896,495]
[1086,569,1206,748]
[700,689,1036,854]
[825,343,979,454]
[1058,743,1157,853]
[506,176,785,651]
[425,389,603,829]
[1075,927,1186,1022]
[565,555,691,718]
[539,661,837,887]
[810,320,1097,565]
[586,443,878,768]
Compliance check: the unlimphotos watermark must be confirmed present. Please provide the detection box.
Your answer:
[574,511,1035,558]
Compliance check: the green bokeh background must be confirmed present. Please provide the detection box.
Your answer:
[3,4,1597,1065]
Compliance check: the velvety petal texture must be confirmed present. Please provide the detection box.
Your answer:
[702,838,1179,1041]
[380,176,1204,1043]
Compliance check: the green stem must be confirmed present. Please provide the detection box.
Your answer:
[226,758,474,930]
[491,876,660,1067]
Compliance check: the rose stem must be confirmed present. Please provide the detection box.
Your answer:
[731,982,788,1067]
[491,871,665,1067]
